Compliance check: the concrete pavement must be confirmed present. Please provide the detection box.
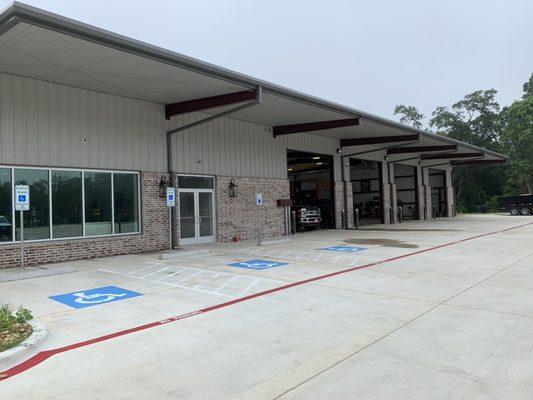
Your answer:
[1,214,532,399]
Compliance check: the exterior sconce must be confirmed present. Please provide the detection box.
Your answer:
[228,178,238,198]
[159,175,169,198]
[384,155,390,161]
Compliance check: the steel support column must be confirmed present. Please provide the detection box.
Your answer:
[166,87,263,249]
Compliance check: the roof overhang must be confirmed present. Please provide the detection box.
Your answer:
[0,2,509,165]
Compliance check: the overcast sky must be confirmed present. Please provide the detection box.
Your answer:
[2,0,532,124]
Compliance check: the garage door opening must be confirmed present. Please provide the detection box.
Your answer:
[350,159,384,225]
[394,164,419,220]
[429,169,447,217]
[287,150,335,230]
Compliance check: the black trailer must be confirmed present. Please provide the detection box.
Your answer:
[496,194,533,216]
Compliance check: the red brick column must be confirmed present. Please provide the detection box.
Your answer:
[215,176,290,242]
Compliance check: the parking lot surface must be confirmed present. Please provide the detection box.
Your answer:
[1,214,533,399]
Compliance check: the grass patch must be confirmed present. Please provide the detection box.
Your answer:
[0,304,33,353]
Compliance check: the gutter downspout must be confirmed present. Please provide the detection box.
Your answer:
[166,87,263,249]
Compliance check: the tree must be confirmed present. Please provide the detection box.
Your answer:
[430,89,502,149]
[394,75,533,211]
[428,89,506,211]
[522,73,533,99]
[394,105,424,129]
[501,73,533,194]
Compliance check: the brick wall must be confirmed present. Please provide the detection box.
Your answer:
[417,185,426,220]
[0,172,170,269]
[382,183,392,224]
[215,176,290,242]
[345,182,354,228]
[446,169,455,217]
[391,183,398,224]
[425,186,433,219]
[334,182,344,229]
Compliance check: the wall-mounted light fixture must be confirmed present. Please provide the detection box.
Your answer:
[228,178,238,198]
[159,175,169,198]
[384,155,390,161]
[336,148,343,154]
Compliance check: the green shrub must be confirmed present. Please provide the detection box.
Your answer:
[0,304,33,331]
[0,304,34,352]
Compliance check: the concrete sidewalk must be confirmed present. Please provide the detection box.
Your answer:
[1,214,533,399]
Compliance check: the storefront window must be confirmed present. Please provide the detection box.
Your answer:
[0,168,12,242]
[84,172,112,236]
[114,173,139,233]
[0,166,140,243]
[15,168,50,240]
[52,171,83,238]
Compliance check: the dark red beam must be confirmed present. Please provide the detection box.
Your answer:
[340,134,418,148]
[452,159,507,165]
[273,118,359,137]
[387,144,457,155]
[165,90,257,119]
[421,152,484,160]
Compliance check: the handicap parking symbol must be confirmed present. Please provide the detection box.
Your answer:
[49,285,142,309]
[228,259,288,270]
[319,246,367,253]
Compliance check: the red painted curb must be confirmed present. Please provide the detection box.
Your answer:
[1,221,532,381]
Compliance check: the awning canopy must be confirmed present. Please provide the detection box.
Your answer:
[0,2,508,166]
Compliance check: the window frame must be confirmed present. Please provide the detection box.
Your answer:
[13,167,52,241]
[113,172,140,234]
[51,169,83,239]
[0,165,142,244]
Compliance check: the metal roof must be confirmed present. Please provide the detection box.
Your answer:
[0,2,507,164]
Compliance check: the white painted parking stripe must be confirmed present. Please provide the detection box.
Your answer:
[128,263,162,275]
[140,266,171,278]
[159,268,187,280]
[238,278,261,296]
[213,276,239,294]
[98,268,233,298]
[99,262,288,300]
[174,270,204,284]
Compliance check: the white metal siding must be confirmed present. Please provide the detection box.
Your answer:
[2,72,345,179]
[168,113,343,180]
[0,72,166,172]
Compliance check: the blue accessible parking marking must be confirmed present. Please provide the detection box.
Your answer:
[49,285,142,309]
[228,259,288,270]
[319,246,367,253]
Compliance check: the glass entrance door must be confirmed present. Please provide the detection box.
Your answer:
[179,189,216,245]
